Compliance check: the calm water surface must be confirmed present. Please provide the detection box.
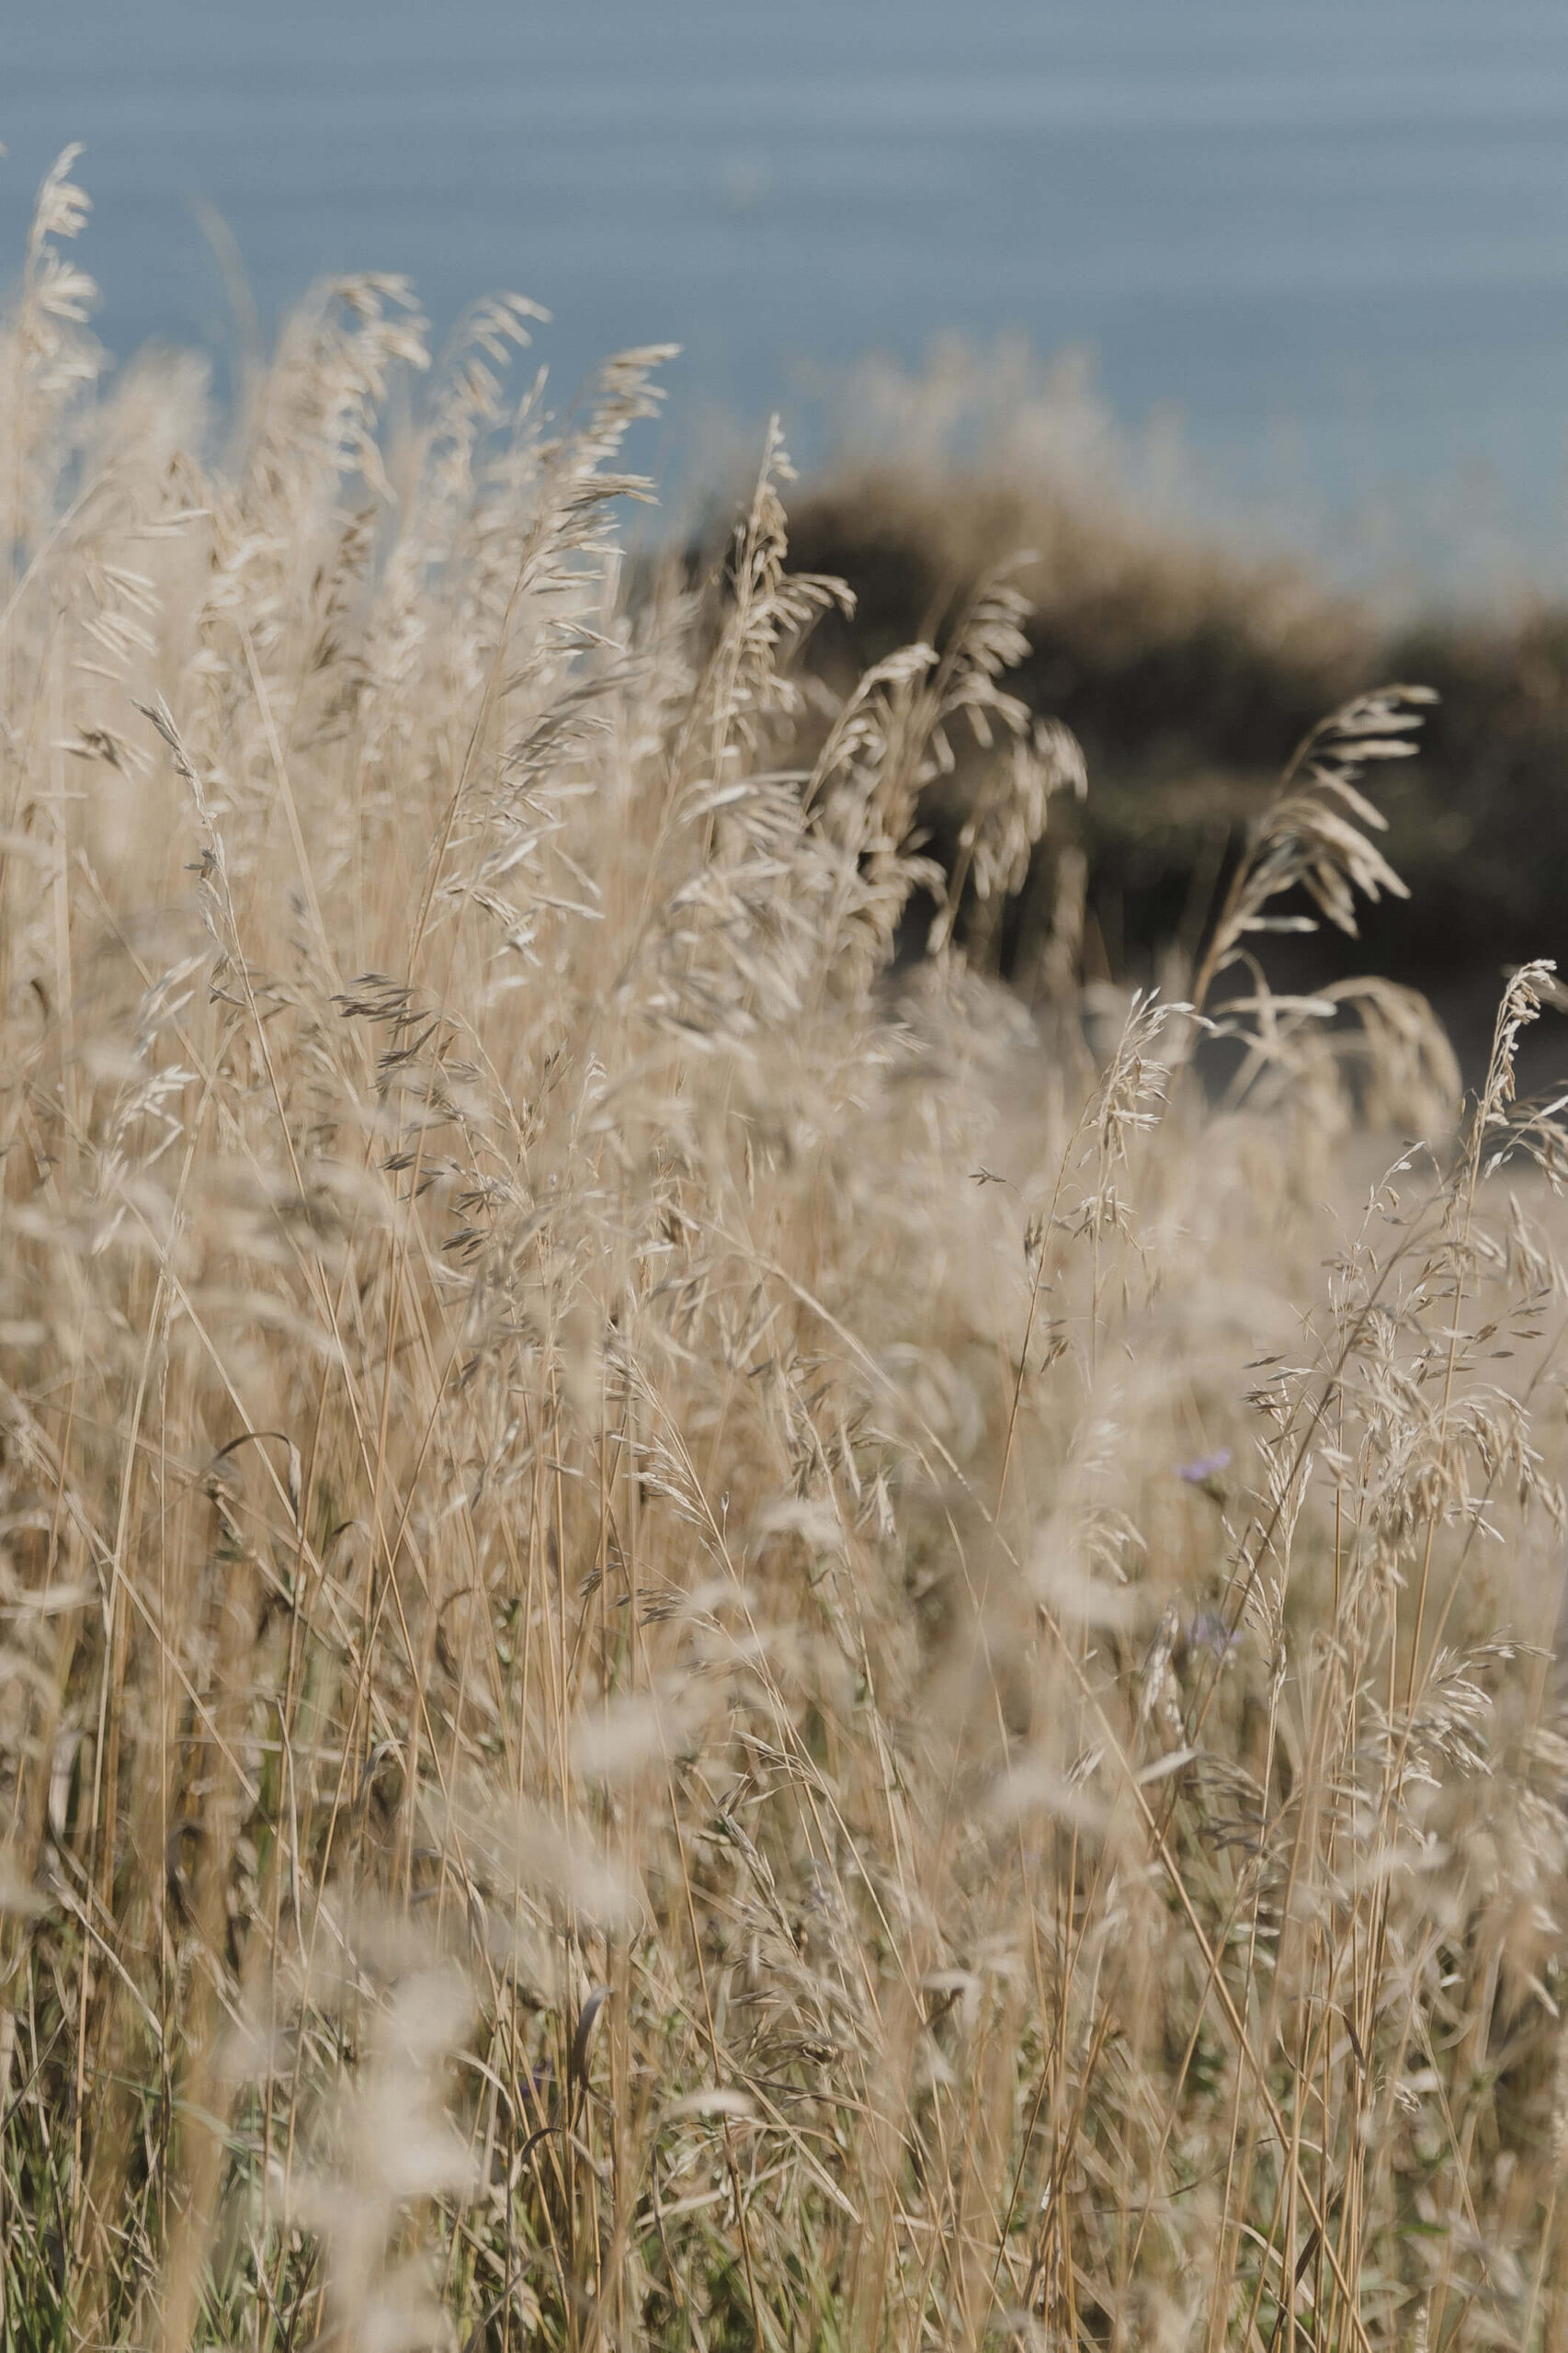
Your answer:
[9,0,1568,571]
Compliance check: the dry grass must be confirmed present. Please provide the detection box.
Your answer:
[5,152,1568,2353]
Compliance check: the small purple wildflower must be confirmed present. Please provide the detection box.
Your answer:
[1187,1608,1243,1661]
[1177,1449,1233,1486]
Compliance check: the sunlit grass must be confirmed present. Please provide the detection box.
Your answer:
[2,149,1568,2353]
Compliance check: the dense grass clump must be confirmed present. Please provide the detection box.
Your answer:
[6,151,1568,2353]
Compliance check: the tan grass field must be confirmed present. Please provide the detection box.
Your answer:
[6,151,1568,2353]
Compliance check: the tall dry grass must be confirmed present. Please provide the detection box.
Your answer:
[3,151,1568,2353]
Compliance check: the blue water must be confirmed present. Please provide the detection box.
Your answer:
[10,0,1568,573]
